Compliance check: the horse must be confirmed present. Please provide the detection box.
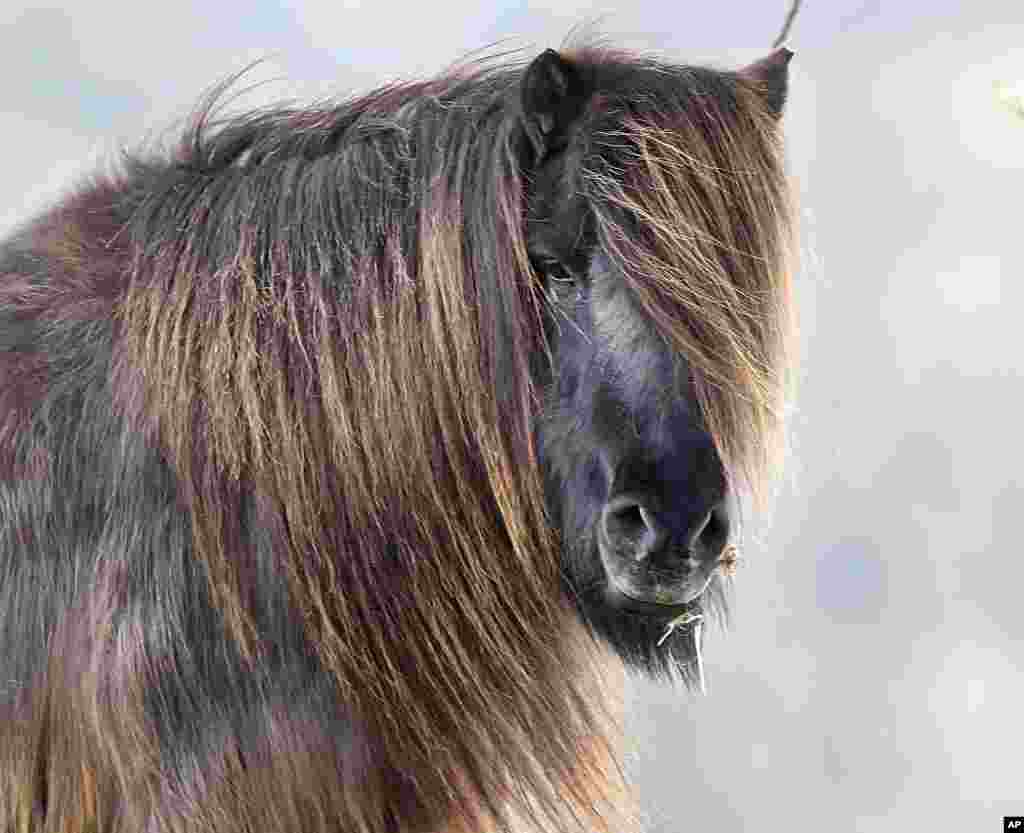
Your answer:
[0,41,796,833]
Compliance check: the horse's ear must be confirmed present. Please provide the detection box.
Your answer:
[519,49,587,164]
[739,47,793,118]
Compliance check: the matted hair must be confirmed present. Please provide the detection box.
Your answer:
[0,42,795,833]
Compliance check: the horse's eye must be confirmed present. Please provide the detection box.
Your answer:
[538,259,580,298]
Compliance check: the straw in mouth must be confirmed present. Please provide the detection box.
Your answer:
[656,610,706,694]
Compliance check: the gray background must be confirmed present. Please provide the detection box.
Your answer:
[3,1,1022,830]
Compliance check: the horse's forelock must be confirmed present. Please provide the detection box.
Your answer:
[580,70,797,512]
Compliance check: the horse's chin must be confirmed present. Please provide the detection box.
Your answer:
[602,572,713,617]
[601,583,706,620]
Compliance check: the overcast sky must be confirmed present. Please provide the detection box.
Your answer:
[3,2,1023,831]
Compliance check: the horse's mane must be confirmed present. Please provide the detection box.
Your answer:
[2,44,793,833]
[112,51,616,833]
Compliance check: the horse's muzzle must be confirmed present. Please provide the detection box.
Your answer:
[597,493,729,610]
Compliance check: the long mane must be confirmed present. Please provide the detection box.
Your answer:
[114,55,620,833]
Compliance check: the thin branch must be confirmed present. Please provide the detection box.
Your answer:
[772,0,803,48]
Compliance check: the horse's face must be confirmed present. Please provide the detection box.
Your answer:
[521,49,791,676]
[529,181,728,677]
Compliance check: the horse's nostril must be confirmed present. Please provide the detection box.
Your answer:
[601,496,667,562]
[601,497,731,566]
[689,503,730,559]
[612,503,644,534]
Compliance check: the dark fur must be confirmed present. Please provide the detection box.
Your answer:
[0,43,794,833]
